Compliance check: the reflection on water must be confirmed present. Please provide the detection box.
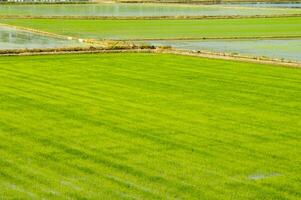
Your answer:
[146,39,301,62]
[0,26,83,50]
[0,3,300,17]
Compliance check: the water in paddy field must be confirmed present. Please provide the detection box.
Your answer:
[0,26,84,50]
[225,2,301,8]
[0,3,301,17]
[145,39,301,62]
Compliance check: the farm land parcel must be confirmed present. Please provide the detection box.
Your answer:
[0,3,301,17]
[0,2,301,200]
[1,18,301,40]
[0,53,301,199]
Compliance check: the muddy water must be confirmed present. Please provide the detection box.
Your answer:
[0,3,300,17]
[146,39,301,62]
[0,26,84,50]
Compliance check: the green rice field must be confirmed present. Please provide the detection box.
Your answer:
[1,53,301,199]
[1,1,301,199]
[1,17,301,40]
[0,3,301,17]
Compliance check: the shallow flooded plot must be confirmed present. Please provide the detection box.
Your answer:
[0,26,83,50]
[147,39,301,62]
[0,3,300,17]
[226,2,301,8]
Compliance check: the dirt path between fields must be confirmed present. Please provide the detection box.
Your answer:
[164,49,301,68]
[0,47,300,68]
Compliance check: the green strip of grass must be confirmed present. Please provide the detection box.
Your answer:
[0,53,301,199]
[1,17,301,40]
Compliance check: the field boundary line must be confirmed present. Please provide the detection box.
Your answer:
[161,49,301,68]
[0,46,300,68]
[1,14,301,20]
[0,48,156,57]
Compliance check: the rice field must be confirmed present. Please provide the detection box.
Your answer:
[0,25,84,50]
[224,2,301,8]
[146,39,301,62]
[1,53,301,199]
[0,2,301,199]
[1,18,301,40]
[0,3,301,17]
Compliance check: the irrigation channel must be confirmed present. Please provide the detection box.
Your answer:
[0,25,86,50]
[143,39,301,62]
[0,3,301,17]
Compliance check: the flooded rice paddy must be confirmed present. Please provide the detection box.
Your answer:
[0,3,300,17]
[0,26,84,50]
[146,39,301,62]
[227,2,301,9]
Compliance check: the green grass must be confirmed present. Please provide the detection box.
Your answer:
[1,17,301,40]
[0,53,301,199]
